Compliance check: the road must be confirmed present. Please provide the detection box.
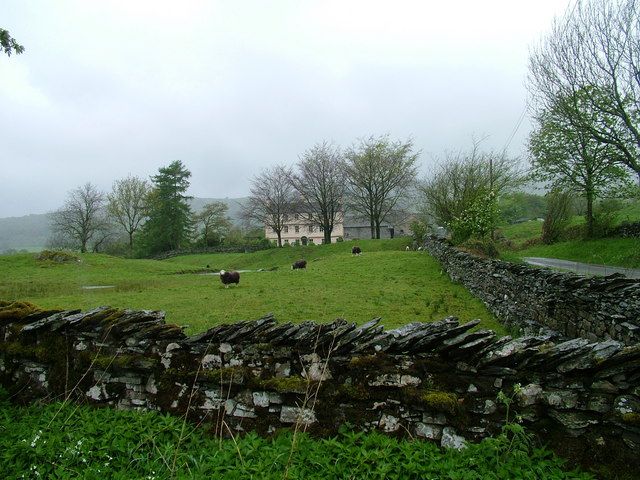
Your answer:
[523,257,640,279]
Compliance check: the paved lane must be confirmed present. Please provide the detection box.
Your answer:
[523,257,640,279]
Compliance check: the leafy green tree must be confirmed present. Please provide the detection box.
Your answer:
[194,201,231,247]
[107,175,150,252]
[344,135,420,239]
[1,28,24,57]
[138,161,193,255]
[498,192,547,224]
[529,91,633,237]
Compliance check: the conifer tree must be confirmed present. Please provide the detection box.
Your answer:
[139,160,192,255]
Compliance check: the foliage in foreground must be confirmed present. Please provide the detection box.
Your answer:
[0,398,592,480]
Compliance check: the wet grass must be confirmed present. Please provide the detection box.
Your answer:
[0,238,503,334]
[497,200,640,268]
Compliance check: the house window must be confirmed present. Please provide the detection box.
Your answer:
[307,213,312,220]
[294,213,299,220]
[284,226,289,233]
[284,239,289,245]
[319,225,324,232]
[295,225,299,233]
[308,225,313,233]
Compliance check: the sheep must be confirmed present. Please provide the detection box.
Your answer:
[405,246,410,251]
[219,270,240,287]
[292,259,307,270]
[351,246,362,255]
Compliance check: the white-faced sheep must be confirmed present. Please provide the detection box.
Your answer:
[292,259,307,270]
[219,270,240,287]
[352,246,362,255]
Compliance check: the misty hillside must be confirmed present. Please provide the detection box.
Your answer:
[0,197,250,253]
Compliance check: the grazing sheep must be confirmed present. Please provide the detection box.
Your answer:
[352,246,362,255]
[219,270,240,287]
[405,246,410,251]
[292,259,307,270]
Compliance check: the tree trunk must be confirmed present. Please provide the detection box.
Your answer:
[129,232,134,251]
[370,219,375,239]
[324,226,331,244]
[277,231,282,247]
[586,190,594,238]
[375,221,381,239]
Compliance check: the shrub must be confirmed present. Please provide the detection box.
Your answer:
[459,237,500,258]
[592,199,624,238]
[35,250,79,263]
[409,220,429,245]
[542,190,572,244]
[449,189,500,244]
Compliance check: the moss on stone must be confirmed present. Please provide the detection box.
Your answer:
[621,413,640,426]
[0,301,42,321]
[99,309,127,326]
[422,391,459,414]
[162,365,247,385]
[259,376,310,394]
[337,384,370,400]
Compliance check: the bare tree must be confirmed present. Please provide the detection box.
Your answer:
[419,141,525,229]
[290,142,345,244]
[107,175,150,251]
[194,201,232,246]
[528,0,640,182]
[243,165,294,247]
[50,183,108,253]
[344,135,419,239]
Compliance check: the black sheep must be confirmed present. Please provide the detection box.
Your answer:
[292,259,307,270]
[352,246,362,255]
[219,270,240,287]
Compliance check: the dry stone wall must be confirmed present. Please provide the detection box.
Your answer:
[423,237,640,345]
[1,304,639,474]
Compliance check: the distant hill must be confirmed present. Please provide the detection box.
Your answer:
[0,197,250,253]
[0,213,51,252]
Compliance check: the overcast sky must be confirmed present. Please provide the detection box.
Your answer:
[1,0,572,218]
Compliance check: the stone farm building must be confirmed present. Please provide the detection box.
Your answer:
[264,211,414,244]
[264,212,345,245]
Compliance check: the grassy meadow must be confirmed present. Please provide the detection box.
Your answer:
[497,201,640,268]
[0,238,503,334]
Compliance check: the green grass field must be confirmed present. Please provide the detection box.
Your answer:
[497,200,640,268]
[0,238,503,334]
